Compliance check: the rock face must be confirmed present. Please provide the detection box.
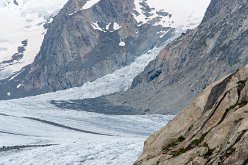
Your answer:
[135,64,248,165]
[133,0,248,113]
[77,0,248,114]
[0,0,175,99]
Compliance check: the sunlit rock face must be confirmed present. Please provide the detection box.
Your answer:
[135,64,248,165]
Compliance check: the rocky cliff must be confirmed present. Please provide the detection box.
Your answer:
[129,0,248,114]
[70,0,248,115]
[135,64,248,165]
[0,0,175,99]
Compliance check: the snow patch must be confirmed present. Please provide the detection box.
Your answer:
[113,22,121,31]
[82,0,101,10]
[8,70,22,81]
[91,22,122,32]
[119,41,126,47]
[91,21,105,32]
[106,22,111,30]
[157,29,170,38]
[17,84,23,88]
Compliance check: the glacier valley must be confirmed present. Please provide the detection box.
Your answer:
[0,46,175,165]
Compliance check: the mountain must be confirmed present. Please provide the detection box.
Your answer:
[135,63,248,165]
[135,0,248,164]
[70,0,248,115]
[0,0,209,100]
[0,0,68,79]
[127,0,248,114]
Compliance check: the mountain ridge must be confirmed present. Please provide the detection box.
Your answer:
[0,0,178,100]
[74,0,248,115]
[0,0,210,100]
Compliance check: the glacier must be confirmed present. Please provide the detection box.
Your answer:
[0,44,175,165]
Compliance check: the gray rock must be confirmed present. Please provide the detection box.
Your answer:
[66,0,248,115]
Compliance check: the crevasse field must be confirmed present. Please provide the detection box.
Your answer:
[0,46,175,165]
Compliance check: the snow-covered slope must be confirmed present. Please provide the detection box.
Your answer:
[0,45,175,164]
[133,0,211,29]
[0,0,68,79]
